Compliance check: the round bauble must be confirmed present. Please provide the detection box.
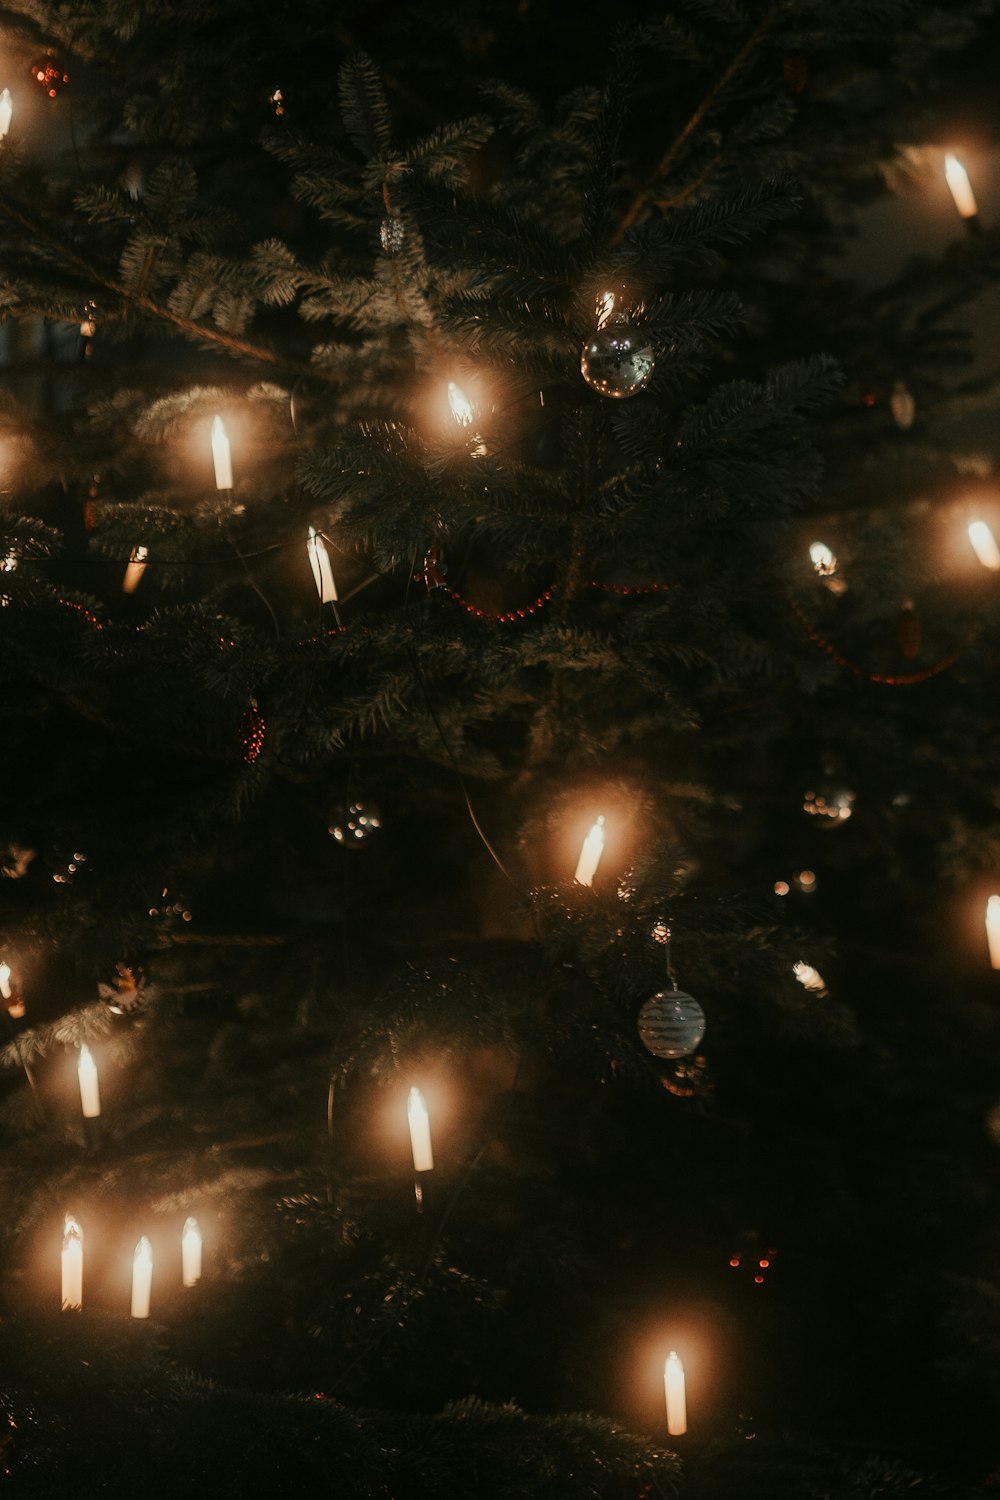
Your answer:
[637,989,706,1059]
[581,318,654,398]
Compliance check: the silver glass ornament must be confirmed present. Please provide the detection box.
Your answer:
[581,317,654,398]
[637,989,706,1059]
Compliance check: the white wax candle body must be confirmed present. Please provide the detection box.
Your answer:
[0,90,12,141]
[78,1044,101,1119]
[945,155,978,218]
[61,1216,83,1310]
[182,1218,202,1287]
[987,896,1000,970]
[122,545,148,594]
[307,528,338,604]
[211,416,233,490]
[664,1351,687,1436]
[407,1087,434,1172]
[131,1237,153,1318]
[574,816,605,887]
[0,963,11,999]
[969,522,1000,571]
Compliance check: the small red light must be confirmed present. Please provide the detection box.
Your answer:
[759,1258,769,1267]
[754,1274,764,1284]
[729,1257,740,1267]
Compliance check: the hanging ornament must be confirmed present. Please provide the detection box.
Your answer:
[890,380,915,430]
[660,1052,710,1098]
[783,54,808,93]
[420,545,447,590]
[329,800,382,848]
[637,988,706,1059]
[29,51,70,97]
[98,964,145,1015]
[380,216,404,255]
[581,314,654,399]
[897,600,921,660]
[240,699,266,764]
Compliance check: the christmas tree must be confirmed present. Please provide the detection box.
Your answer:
[1,0,1000,1493]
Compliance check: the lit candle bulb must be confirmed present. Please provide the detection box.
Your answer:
[945,154,978,219]
[181,1217,202,1287]
[986,896,1000,969]
[131,1236,153,1318]
[664,1350,687,1436]
[809,541,836,576]
[122,544,148,594]
[968,521,1000,571]
[307,526,338,604]
[0,962,11,1000]
[596,290,616,330]
[407,1086,433,1172]
[574,816,605,887]
[793,960,827,994]
[211,415,233,490]
[61,1214,83,1310]
[447,382,474,427]
[77,1043,101,1119]
[0,90,12,141]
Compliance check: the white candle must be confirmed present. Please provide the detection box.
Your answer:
[61,1215,83,1310]
[122,544,148,594]
[664,1350,687,1436]
[78,1043,101,1119]
[987,896,1000,969]
[307,527,338,604]
[0,90,12,141]
[211,415,233,490]
[809,541,836,576]
[407,1086,434,1172]
[131,1236,153,1318]
[574,816,605,887]
[181,1217,202,1287]
[596,291,616,330]
[0,963,11,1000]
[968,521,1000,571]
[945,154,978,218]
[447,382,474,427]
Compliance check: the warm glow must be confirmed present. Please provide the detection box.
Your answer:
[664,1350,687,1436]
[0,963,10,1000]
[773,881,790,897]
[793,960,827,994]
[78,1043,101,1119]
[809,541,837,576]
[61,1215,83,1310]
[803,788,854,822]
[447,381,475,427]
[574,816,605,887]
[968,520,1000,571]
[131,1236,153,1319]
[986,895,1000,970]
[307,526,338,604]
[596,290,616,330]
[211,415,233,490]
[407,1086,434,1172]
[945,154,978,218]
[0,91,11,141]
[795,869,817,892]
[122,544,148,594]
[182,1217,202,1287]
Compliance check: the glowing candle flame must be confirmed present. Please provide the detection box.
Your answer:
[407,1086,434,1172]
[182,1217,202,1287]
[574,816,605,887]
[968,521,1000,571]
[78,1043,101,1119]
[809,541,836,576]
[945,154,978,218]
[61,1214,83,1310]
[986,895,1000,970]
[0,91,11,141]
[211,415,233,490]
[596,291,616,330]
[793,960,827,994]
[447,382,475,427]
[131,1236,153,1319]
[307,526,338,604]
[664,1350,687,1435]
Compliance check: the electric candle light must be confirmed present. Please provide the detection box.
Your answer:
[664,1350,687,1436]
[0,962,11,1000]
[307,526,338,604]
[211,415,233,490]
[574,815,605,887]
[77,1043,101,1119]
[793,960,827,994]
[181,1217,202,1287]
[407,1086,434,1172]
[122,544,148,594]
[809,541,837,576]
[447,381,474,427]
[131,1236,153,1318]
[61,1215,83,1310]
[968,520,1000,571]
[596,290,616,330]
[986,896,1000,969]
[0,90,12,141]
[945,154,978,219]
